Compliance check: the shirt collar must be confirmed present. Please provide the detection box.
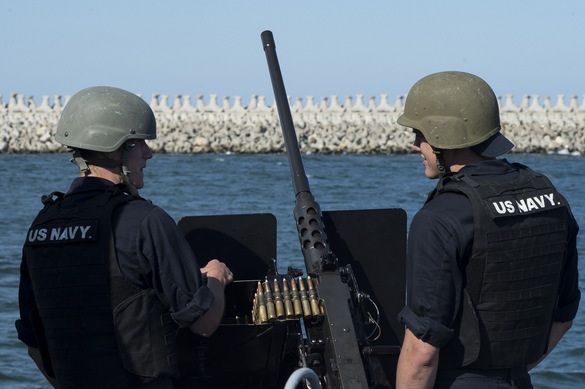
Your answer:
[458,158,518,177]
[65,177,116,197]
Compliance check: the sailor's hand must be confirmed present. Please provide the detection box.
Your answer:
[201,259,233,286]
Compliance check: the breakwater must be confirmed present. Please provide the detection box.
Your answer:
[1,92,584,155]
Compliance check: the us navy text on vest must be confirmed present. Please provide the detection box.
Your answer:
[26,221,98,245]
[488,190,564,218]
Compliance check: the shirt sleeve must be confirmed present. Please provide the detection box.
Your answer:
[15,250,39,347]
[116,203,216,328]
[398,192,473,348]
[554,209,581,322]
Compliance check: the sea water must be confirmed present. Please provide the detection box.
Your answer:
[1,153,583,388]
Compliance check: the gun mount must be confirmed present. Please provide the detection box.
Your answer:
[173,31,406,389]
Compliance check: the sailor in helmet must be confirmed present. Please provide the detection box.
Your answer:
[16,86,233,388]
[395,72,580,388]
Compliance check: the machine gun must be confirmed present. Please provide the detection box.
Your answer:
[173,31,406,389]
[262,30,401,388]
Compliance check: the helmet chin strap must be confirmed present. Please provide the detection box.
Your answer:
[69,148,123,172]
[69,148,91,174]
[69,140,139,197]
[120,140,139,197]
[433,148,448,178]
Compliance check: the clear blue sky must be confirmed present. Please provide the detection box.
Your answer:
[2,0,583,106]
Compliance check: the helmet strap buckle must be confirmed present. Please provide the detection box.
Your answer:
[433,148,448,178]
[121,140,135,178]
[69,148,90,174]
[120,140,138,196]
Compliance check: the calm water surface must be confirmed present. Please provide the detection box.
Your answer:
[1,153,583,388]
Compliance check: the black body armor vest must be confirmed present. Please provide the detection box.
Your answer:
[431,164,569,369]
[24,185,179,388]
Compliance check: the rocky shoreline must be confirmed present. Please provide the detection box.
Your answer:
[1,93,584,155]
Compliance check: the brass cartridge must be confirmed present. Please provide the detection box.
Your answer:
[298,277,313,319]
[290,277,303,318]
[263,280,277,322]
[307,276,320,316]
[282,278,295,319]
[252,292,257,323]
[273,279,285,320]
[256,282,268,324]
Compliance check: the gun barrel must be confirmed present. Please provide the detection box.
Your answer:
[261,31,373,389]
[261,30,336,275]
[261,30,310,197]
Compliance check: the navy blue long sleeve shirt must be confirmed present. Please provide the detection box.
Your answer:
[398,159,581,348]
[17,177,214,347]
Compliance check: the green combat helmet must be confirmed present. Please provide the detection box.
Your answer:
[55,86,156,191]
[397,71,513,175]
